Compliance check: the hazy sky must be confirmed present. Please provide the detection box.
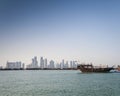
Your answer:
[0,0,120,66]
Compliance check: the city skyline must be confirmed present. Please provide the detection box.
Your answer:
[5,56,78,69]
[1,0,120,66]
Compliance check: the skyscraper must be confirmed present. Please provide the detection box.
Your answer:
[70,61,73,68]
[64,61,69,68]
[40,57,44,69]
[49,60,54,69]
[31,56,38,68]
[44,58,47,68]
[60,59,64,69]
[73,61,77,68]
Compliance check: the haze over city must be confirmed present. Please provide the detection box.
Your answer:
[0,0,120,67]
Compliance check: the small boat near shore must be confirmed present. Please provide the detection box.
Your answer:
[77,64,113,73]
[110,69,120,73]
[110,65,120,73]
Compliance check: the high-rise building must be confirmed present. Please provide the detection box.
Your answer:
[60,59,64,69]
[26,56,38,69]
[64,61,69,68]
[31,56,38,68]
[70,61,73,68]
[73,61,77,68]
[6,61,22,69]
[34,56,38,68]
[49,60,54,69]
[44,58,47,68]
[40,57,44,69]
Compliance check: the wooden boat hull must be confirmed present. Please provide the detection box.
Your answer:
[77,64,113,73]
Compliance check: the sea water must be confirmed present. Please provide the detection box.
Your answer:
[0,70,120,96]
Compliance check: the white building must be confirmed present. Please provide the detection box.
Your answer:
[44,58,47,68]
[40,57,44,68]
[64,61,69,68]
[60,59,64,69]
[73,61,77,68]
[31,56,38,68]
[6,61,23,69]
[26,56,38,69]
[49,60,54,69]
[70,61,73,68]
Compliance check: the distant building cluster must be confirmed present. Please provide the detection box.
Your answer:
[6,61,24,69]
[1,57,119,71]
[26,56,38,69]
[26,56,78,69]
[0,56,77,70]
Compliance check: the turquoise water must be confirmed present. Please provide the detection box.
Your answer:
[0,70,120,96]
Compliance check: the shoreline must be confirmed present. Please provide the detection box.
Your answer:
[0,68,77,71]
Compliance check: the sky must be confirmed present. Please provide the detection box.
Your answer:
[0,0,120,67]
